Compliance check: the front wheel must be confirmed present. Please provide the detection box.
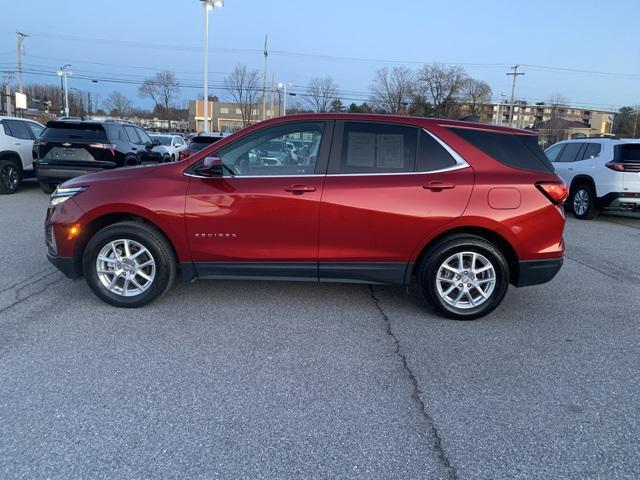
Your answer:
[418,235,509,320]
[82,221,176,307]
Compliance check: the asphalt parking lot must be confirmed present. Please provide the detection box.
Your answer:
[1,182,639,480]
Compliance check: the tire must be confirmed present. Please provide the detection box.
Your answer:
[0,159,22,194]
[162,154,171,163]
[82,221,176,308]
[418,235,509,320]
[39,181,56,194]
[570,184,598,220]
[170,154,175,162]
[124,156,138,167]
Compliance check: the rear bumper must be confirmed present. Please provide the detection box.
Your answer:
[598,192,640,211]
[47,254,81,279]
[514,258,563,287]
[36,164,110,183]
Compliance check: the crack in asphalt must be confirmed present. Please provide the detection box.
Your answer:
[0,276,62,317]
[0,267,57,295]
[565,254,621,282]
[369,285,457,480]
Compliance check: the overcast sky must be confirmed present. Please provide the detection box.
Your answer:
[1,0,638,111]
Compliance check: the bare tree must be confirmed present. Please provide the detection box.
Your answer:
[417,64,469,118]
[103,91,133,117]
[463,78,492,116]
[139,70,181,119]
[370,66,415,114]
[305,76,339,112]
[224,64,261,126]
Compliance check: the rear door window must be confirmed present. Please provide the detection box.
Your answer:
[581,143,601,159]
[556,143,583,163]
[450,127,553,172]
[25,122,44,139]
[337,122,417,174]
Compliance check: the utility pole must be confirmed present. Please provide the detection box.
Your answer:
[270,72,275,119]
[506,65,524,127]
[16,32,28,94]
[262,34,268,121]
[633,107,639,138]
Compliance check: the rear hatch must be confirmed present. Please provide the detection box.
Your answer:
[614,143,640,193]
[37,121,117,169]
[180,135,224,159]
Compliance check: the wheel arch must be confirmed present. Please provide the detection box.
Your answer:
[0,150,23,168]
[409,226,520,285]
[569,174,596,195]
[72,211,180,275]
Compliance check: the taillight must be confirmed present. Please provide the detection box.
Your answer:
[88,143,117,156]
[536,181,569,205]
[606,161,640,173]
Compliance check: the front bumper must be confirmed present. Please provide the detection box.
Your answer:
[47,254,81,279]
[514,258,563,287]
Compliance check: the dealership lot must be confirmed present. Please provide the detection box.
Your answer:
[1,183,639,479]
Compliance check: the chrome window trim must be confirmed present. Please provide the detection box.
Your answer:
[183,128,470,179]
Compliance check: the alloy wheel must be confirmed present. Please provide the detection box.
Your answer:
[573,189,589,216]
[435,251,496,310]
[1,165,18,191]
[95,239,156,297]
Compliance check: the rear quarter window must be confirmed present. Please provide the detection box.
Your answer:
[450,127,554,173]
[618,144,640,163]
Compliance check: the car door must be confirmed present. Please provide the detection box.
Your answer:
[553,142,584,185]
[184,120,332,280]
[318,121,474,284]
[3,120,35,169]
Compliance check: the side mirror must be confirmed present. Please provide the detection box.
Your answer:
[197,156,223,177]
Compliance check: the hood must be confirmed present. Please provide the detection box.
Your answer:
[60,162,175,188]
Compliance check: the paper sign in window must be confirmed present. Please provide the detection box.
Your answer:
[346,132,376,167]
[376,134,404,168]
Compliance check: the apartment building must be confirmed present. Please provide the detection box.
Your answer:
[189,100,275,133]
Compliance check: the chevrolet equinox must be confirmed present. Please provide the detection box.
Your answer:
[45,114,567,320]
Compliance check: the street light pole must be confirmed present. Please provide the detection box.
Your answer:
[201,0,223,132]
[57,64,72,117]
[278,83,291,116]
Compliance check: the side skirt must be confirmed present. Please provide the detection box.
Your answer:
[181,262,409,285]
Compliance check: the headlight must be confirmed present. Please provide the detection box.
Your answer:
[50,186,87,207]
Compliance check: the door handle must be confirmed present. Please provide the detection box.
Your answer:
[14,142,21,146]
[285,184,316,194]
[423,181,455,191]
[567,167,574,171]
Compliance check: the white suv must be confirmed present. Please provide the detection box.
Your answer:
[545,138,640,219]
[0,116,45,194]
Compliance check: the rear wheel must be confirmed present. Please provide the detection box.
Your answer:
[82,221,176,307]
[418,235,509,320]
[38,180,56,194]
[570,184,598,220]
[0,159,22,194]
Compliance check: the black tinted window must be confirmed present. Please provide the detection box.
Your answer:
[340,122,417,174]
[582,143,601,159]
[188,136,223,152]
[619,144,640,162]
[451,128,553,172]
[4,120,32,140]
[557,143,582,162]
[41,122,107,141]
[123,126,141,144]
[417,130,457,172]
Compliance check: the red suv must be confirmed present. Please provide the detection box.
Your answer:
[45,114,567,319]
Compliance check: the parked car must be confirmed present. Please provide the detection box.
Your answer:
[545,137,640,219]
[0,116,45,194]
[35,119,163,193]
[150,134,187,162]
[44,114,567,320]
[179,132,226,160]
